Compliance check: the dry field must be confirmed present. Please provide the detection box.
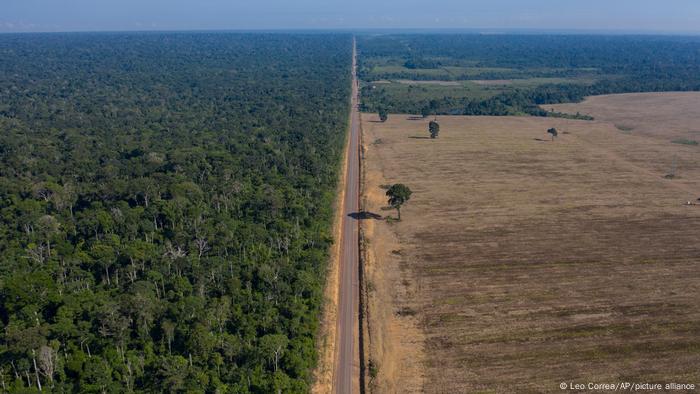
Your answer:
[549,92,700,141]
[361,93,700,393]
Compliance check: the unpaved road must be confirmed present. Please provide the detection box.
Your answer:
[333,38,360,394]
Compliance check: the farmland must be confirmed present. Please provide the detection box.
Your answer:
[361,93,700,392]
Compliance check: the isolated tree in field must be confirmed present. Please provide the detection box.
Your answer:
[429,120,440,139]
[547,127,558,141]
[378,107,388,122]
[386,184,412,220]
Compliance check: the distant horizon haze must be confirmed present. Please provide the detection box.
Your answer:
[2,0,700,34]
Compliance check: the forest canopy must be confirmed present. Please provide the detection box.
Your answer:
[358,34,700,116]
[0,32,351,392]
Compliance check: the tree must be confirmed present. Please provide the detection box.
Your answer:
[386,184,412,220]
[429,121,440,139]
[260,334,288,373]
[378,107,388,122]
[421,106,431,119]
[37,345,57,387]
[547,127,558,141]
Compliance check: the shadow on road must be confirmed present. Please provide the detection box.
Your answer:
[348,211,383,220]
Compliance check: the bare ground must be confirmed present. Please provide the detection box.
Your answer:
[549,92,700,140]
[362,94,700,393]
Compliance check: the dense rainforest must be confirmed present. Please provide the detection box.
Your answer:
[358,34,700,116]
[0,32,351,392]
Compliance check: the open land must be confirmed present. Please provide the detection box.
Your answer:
[361,92,700,393]
[549,92,700,142]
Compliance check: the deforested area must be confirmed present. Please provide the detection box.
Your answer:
[361,100,700,392]
[0,32,351,392]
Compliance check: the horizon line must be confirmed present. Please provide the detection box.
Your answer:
[2,27,700,36]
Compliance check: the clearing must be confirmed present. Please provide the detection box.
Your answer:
[361,93,700,393]
[549,92,700,141]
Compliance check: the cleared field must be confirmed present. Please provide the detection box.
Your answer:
[361,96,700,393]
[550,92,700,142]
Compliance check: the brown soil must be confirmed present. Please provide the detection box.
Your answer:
[549,92,700,141]
[362,98,700,393]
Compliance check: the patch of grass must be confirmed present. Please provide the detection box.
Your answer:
[368,359,379,380]
[671,138,699,146]
[615,124,634,133]
[396,306,416,316]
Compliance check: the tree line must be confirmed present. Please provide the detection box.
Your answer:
[358,34,700,116]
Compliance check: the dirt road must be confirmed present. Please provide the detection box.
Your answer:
[333,37,360,394]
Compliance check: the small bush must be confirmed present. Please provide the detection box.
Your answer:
[671,138,699,146]
[369,359,379,380]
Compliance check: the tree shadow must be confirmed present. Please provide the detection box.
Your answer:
[368,120,385,123]
[407,116,424,120]
[409,136,431,139]
[533,138,549,142]
[348,211,383,220]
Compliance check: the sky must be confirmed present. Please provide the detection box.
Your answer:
[2,0,700,33]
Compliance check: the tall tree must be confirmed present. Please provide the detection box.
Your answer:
[429,120,440,139]
[378,107,388,122]
[386,184,413,220]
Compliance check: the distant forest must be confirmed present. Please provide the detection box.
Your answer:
[358,34,700,116]
[0,33,351,392]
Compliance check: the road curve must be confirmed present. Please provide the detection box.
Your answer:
[333,37,361,394]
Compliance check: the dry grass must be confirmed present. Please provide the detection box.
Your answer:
[362,94,700,393]
[550,92,700,141]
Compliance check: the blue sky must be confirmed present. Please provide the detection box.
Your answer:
[2,0,700,33]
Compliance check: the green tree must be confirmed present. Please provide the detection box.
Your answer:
[547,127,558,141]
[429,121,440,139]
[260,334,288,373]
[378,107,388,122]
[386,184,413,220]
